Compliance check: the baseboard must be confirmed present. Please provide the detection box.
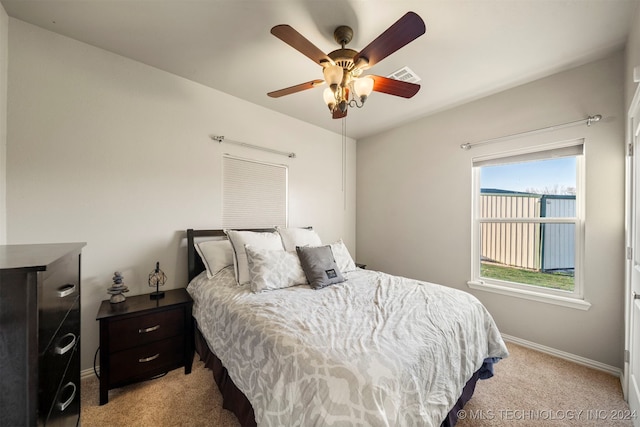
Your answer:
[502,333,623,378]
[81,366,98,380]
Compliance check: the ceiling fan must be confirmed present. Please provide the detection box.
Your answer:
[267,12,426,119]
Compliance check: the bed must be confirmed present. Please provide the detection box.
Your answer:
[185,228,509,427]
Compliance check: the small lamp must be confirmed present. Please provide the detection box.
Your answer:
[148,261,167,300]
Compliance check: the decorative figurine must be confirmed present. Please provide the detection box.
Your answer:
[148,261,167,300]
[107,271,129,304]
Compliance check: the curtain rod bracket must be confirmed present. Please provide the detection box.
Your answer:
[586,114,601,126]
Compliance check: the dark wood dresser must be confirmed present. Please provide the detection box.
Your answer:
[0,242,85,427]
[96,288,194,405]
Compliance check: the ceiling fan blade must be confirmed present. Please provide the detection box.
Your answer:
[271,25,333,65]
[333,108,347,119]
[353,12,426,69]
[371,75,420,98]
[268,80,325,98]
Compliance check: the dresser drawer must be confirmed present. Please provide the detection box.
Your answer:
[108,308,184,352]
[44,343,80,427]
[39,253,80,350]
[109,336,184,385]
[39,298,79,415]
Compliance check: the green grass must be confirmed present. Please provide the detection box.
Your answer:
[481,262,574,291]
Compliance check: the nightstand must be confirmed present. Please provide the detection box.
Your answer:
[96,288,194,405]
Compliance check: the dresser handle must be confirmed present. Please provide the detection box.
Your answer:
[56,284,76,298]
[56,382,76,412]
[54,333,76,355]
[139,353,160,363]
[138,325,160,334]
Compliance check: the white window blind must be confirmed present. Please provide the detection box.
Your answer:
[223,156,288,229]
[473,141,584,168]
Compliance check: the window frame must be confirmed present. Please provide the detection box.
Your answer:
[468,139,590,310]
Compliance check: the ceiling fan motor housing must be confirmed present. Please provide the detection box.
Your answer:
[328,49,359,72]
[328,25,367,77]
[334,25,353,46]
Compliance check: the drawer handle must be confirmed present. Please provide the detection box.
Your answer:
[139,353,160,363]
[54,333,76,355]
[56,382,76,412]
[56,284,76,298]
[138,325,160,334]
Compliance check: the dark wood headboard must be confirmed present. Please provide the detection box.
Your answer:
[186,228,277,283]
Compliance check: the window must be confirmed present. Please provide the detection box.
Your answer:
[468,140,589,310]
[223,155,288,229]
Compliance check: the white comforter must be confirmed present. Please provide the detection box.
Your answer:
[187,266,508,427]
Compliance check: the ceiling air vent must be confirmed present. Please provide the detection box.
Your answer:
[387,66,421,83]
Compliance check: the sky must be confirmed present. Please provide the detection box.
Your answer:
[480,157,576,194]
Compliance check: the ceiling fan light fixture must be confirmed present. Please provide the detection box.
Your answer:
[323,64,344,89]
[353,76,374,99]
[323,87,337,111]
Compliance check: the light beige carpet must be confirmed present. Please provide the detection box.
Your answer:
[81,359,240,427]
[457,343,633,427]
[81,342,632,426]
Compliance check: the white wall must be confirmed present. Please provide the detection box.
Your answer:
[6,19,356,371]
[0,4,7,244]
[626,2,640,108]
[357,52,625,368]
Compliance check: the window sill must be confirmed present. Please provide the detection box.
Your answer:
[467,280,591,311]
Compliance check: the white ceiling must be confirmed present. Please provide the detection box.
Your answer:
[1,0,637,139]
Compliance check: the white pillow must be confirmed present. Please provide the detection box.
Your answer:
[276,227,322,251]
[330,239,357,273]
[195,240,234,279]
[245,246,307,293]
[225,230,284,284]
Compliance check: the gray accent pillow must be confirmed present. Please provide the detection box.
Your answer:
[296,245,345,290]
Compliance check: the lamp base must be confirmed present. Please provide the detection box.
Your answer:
[149,291,165,300]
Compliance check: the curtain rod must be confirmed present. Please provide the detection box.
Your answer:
[460,114,601,150]
[211,136,296,158]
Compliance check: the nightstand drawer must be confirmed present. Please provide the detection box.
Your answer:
[109,308,184,352]
[109,336,184,384]
[96,288,194,405]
